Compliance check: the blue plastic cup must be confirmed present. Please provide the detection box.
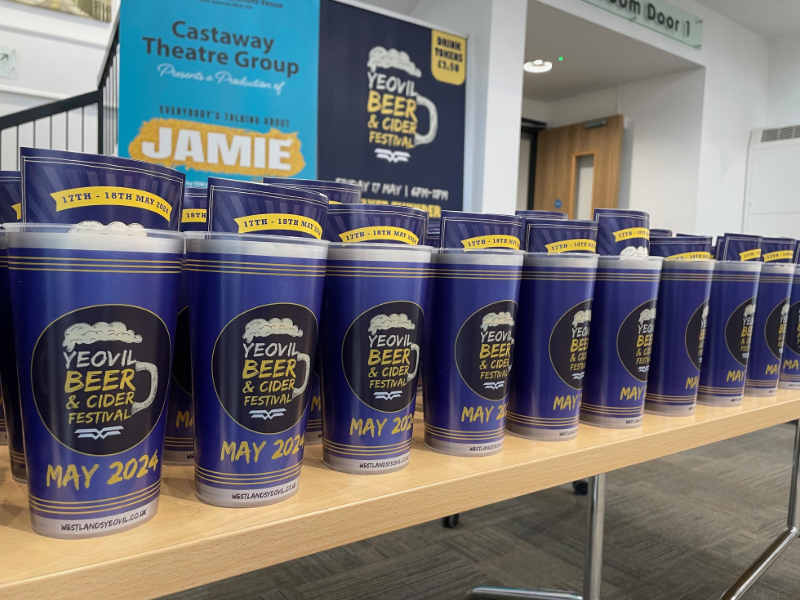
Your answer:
[780,263,800,390]
[6,223,183,538]
[645,260,714,416]
[697,261,762,406]
[507,252,598,440]
[164,187,208,466]
[207,178,328,238]
[325,203,427,245]
[744,261,794,396]
[186,232,328,506]
[594,209,650,257]
[263,177,362,204]
[523,218,598,254]
[439,211,522,250]
[0,233,23,479]
[321,243,432,474]
[581,255,663,428]
[422,249,523,456]
[649,236,712,260]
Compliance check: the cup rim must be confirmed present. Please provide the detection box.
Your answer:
[185,230,330,247]
[2,222,184,239]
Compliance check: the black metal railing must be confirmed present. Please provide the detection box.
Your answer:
[0,14,119,170]
[98,17,120,157]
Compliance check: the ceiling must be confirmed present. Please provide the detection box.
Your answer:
[523,1,701,102]
[357,0,421,16]
[693,0,800,39]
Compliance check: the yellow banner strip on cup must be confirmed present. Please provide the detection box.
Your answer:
[339,226,419,244]
[763,250,794,262]
[50,186,173,221]
[612,227,650,242]
[667,251,713,260]
[235,213,322,239]
[739,248,762,261]
[182,208,207,223]
[544,239,597,253]
[461,235,520,251]
[11,203,20,220]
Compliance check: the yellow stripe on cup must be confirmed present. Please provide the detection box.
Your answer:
[339,226,419,244]
[182,208,207,223]
[50,186,173,221]
[739,248,762,261]
[461,235,520,250]
[11,203,20,220]
[544,239,597,253]
[612,227,649,242]
[667,251,713,260]
[234,213,323,239]
[763,250,793,262]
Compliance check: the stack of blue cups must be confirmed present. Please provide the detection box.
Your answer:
[507,217,598,440]
[423,212,523,455]
[581,209,662,428]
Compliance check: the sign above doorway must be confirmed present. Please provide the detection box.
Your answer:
[580,0,703,49]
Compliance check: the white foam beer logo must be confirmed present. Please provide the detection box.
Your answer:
[686,303,710,370]
[342,302,424,412]
[617,300,657,381]
[213,306,317,435]
[455,302,518,401]
[549,302,592,388]
[725,298,757,367]
[620,246,649,258]
[32,306,171,455]
[765,301,791,360]
[366,47,438,162]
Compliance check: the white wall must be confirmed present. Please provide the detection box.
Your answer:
[618,69,705,233]
[521,69,705,232]
[542,87,618,129]
[0,0,112,169]
[767,32,800,128]
[412,0,528,214]
[529,0,769,237]
[0,0,110,114]
[676,0,769,238]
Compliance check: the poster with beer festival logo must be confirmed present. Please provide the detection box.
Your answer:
[317,1,466,216]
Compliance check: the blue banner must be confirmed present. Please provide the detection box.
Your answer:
[317,1,466,216]
[119,0,320,187]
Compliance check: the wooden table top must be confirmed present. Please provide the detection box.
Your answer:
[1,392,798,600]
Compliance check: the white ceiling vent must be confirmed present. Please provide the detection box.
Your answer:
[760,126,800,143]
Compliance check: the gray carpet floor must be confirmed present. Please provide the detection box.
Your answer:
[161,424,800,600]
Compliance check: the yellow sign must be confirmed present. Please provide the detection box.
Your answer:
[128,118,305,177]
[763,250,794,263]
[339,226,419,245]
[544,239,597,253]
[234,213,322,239]
[461,235,520,251]
[11,203,20,220]
[612,227,650,242]
[431,30,466,85]
[667,251,712,260]
[182,209,207,224]
[50,186,172,221]
[739,248,762,261]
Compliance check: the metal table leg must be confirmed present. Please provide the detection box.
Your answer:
[465,473,606,600]
[720,419,800,600]
[583,474,605,600]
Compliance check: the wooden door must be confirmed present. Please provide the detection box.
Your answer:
[533,114,624,218]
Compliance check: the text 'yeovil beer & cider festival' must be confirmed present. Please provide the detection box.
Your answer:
[0,148,798,538]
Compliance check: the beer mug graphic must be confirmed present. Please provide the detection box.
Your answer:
[367,46,439,153]
[367,313,420,389]
[242,318,311,401]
